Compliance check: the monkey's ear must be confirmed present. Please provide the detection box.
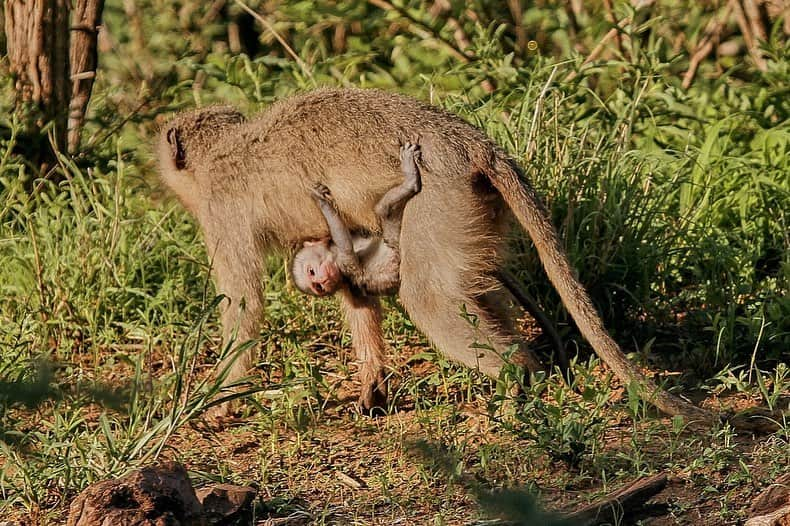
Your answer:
[166,127,187,170]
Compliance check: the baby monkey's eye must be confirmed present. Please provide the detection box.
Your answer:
[308,267,315,276]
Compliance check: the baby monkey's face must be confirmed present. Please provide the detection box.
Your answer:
[293,240,342,297]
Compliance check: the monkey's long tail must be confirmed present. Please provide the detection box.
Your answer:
[488,154,717,425]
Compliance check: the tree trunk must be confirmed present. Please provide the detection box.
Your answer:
[4,0,105,166]
[69,0,105,154]
[4,0,71,158]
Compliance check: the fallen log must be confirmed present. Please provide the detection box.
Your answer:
[564,473,668,526]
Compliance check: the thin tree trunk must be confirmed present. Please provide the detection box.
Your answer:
[506,0,526,56]
[4,0,71,157]
[68,0,105,154]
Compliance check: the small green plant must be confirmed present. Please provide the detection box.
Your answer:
[708,362,790,411]
[494,358,615,469]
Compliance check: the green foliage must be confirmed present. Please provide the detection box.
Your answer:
[495,359,614,470]
[412,440,571,525]
[0,121,258,515]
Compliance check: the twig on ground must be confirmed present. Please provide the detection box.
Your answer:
[564,18,631,82]
[602,0,625,57]
[730,0,768,72]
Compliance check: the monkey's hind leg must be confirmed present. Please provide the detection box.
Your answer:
[397,187,542,383]
[496,269,569,377]
[338,288,389,415]
[375,143,422,248]
[399,269,543,381]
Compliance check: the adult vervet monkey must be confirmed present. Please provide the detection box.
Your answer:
[157,88,714,423]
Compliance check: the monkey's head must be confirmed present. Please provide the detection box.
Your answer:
[160,106,246,171]
[157,106,246,213]
[291,239,343,297]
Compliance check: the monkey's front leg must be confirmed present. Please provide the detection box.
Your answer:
[202,226,265,422]
[338,288,388,415]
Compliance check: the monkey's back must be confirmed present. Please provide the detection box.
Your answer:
[199,89,504,257]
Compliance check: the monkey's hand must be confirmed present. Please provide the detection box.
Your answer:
[310,182,336,206]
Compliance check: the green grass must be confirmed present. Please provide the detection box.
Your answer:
[1,0,789,523]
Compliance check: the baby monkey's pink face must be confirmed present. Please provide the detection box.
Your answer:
[293,240,342,297]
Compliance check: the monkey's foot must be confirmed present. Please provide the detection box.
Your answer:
[310,182,335,204]
[400,142,421,162]
[399,143,422,193]
[357,373,388,417]
[202,401,245,429]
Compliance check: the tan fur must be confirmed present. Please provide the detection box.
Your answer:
[157,88,714,423]
[157,106,246,216]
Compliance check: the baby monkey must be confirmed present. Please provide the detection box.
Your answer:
[292,143,422,298]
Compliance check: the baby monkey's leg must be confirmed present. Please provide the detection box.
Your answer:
[375,143,422,249]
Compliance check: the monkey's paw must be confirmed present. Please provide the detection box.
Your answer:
[400,142,421,165]
[310,182,334,203]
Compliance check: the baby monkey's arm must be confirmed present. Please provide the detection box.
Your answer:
[311,183,362,274]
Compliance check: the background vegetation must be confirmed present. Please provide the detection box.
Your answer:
[0,0,788,524]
